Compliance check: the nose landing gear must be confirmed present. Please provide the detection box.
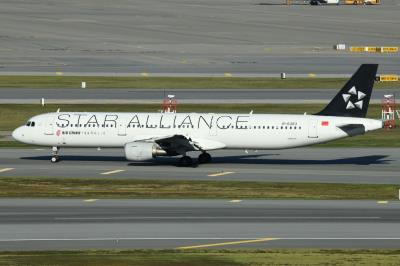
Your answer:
[51,146,60,163]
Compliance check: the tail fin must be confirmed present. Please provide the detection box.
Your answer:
[315,64,378,118]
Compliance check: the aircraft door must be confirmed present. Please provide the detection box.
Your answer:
[308,120,318,138]
[209,114,217,136]
[210,125,217,136]
[45,115,55,135]
[118,117,127,136]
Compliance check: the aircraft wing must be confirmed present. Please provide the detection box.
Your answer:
[130,134,226,154]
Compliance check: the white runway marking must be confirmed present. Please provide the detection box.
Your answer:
[208,171,234,177]
[100,169,125,175]
[0,168,14,173]
[83,199,98,203]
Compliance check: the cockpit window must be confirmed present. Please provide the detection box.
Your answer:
[25,121,35,127]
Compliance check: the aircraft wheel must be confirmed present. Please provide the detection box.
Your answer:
[179,156,193,167]
[198,152,212,164]
[51,156,60,163]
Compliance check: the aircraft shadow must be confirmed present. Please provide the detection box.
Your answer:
[129,154,391,167]
[21,154,391,167]
[21,155,126,162]
[211,154,391,166]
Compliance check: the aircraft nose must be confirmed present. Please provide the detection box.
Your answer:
[12,127,24,142]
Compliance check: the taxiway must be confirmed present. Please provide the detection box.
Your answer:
[0,148,398,184]
[0,0,399,74]
[0,199,399,250]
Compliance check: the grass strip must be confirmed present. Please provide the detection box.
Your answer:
[0,141,34,148]
[0,177,397,199]
[1,103,398,147]
[0,76,398,89]
[0,249,400,266]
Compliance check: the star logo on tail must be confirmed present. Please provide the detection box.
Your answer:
[342,86,366,110]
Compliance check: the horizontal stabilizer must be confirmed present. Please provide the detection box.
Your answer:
[338,124,365,137]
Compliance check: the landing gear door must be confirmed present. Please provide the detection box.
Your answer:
[45,115,55,135]
[308,120,318,138]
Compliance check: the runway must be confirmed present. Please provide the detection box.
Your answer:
[0,148,399,184]
[0,0,399,74]
[0,88,395,104]
[0,199,399,250]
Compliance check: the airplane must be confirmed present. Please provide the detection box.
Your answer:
[12,64,382,166]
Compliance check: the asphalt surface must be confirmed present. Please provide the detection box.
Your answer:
[0,88,396,104]
[0,199,399,250]
[1,0,399,74]
[0,148,399,184]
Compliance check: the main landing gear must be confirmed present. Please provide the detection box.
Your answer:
[179,156,193,167]
[198,152,212,164]
[178,152,212,167]
[51,146,60,163]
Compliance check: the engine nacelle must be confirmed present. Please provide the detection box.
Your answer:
[124,142,167,161]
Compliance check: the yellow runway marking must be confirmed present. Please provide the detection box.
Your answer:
[229,200,242,203]
[377,201,388,204]
[177,237,279,250]
[207,171,234,177]
[83,199,98,203]
[101,169,125,175]
[0,168,14,173]
[55,72,63,76]
[140,72,149,77]
[224,73,233,77]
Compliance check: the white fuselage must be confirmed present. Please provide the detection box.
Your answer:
[12,112,382,150]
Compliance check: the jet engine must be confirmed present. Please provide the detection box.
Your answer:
[124,142,167,161]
